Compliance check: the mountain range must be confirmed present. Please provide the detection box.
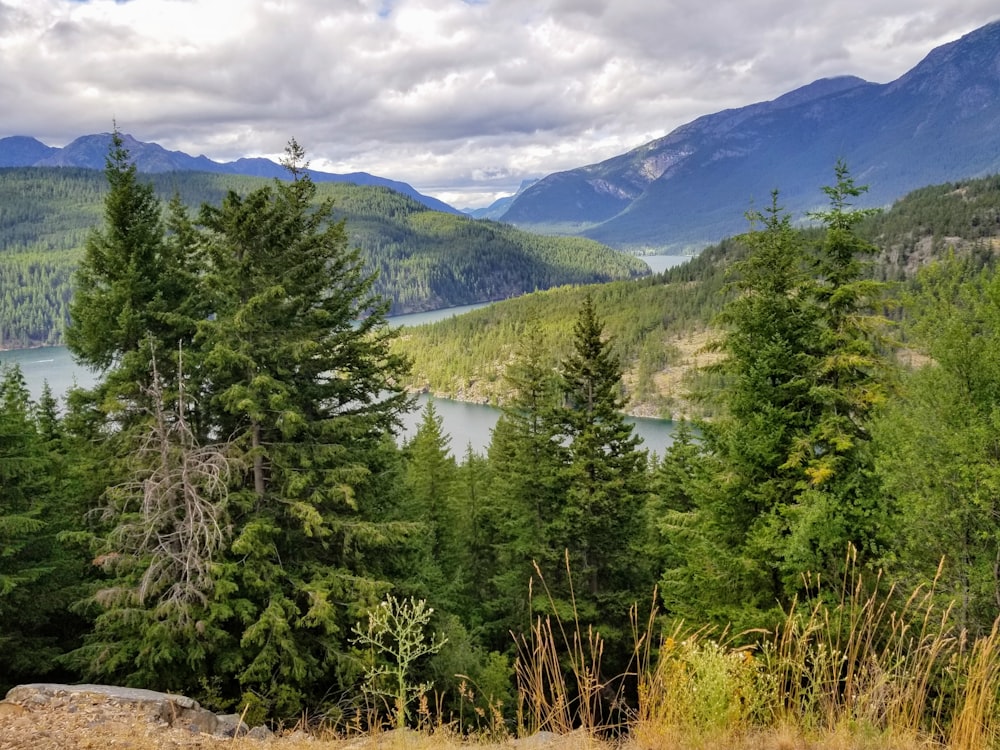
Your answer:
[0,133,459,215]
[4,19,999,253]
[499,19,1000,251]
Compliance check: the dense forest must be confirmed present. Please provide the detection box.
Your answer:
[0,166,646,349]
[5,138,1000,748]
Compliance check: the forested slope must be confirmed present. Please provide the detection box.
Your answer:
[395,172,1000,412]
[0,168,647,348]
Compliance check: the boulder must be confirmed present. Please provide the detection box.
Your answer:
[4,683,221,735]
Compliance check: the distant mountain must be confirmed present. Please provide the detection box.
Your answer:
[0,133,460,214]
[463,179,539,219]
[502,19,1000,251]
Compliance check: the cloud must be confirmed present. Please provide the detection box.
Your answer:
[0,0,997,206]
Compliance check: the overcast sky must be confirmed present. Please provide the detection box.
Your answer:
[1,1,998,207]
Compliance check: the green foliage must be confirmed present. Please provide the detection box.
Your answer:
[351,595,448,729]
[70,137,419,719]
[547,295,650,642]
[874,255,1000,635]
[662,166,896,628]
[0,366,90,691]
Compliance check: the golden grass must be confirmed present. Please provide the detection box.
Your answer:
[6,551,1000,750]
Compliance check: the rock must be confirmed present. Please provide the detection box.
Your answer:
[0,701,28,719]
[216,712,250,737]
[4,683,221,736]
[247,724,275,740]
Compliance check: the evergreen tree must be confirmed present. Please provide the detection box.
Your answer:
[548,295,650,652]
[784,162,894,588]
[75,140,415,719]
[0,367,88,690]
[665,169,894,627]
[67,129,169,377]
[402,399,461,609]
[481,324,565,649]
[682,193,818,622]
[875,256,1000,635]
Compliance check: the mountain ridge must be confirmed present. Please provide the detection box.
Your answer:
[501,19,1000,251]
[0,133,460,215]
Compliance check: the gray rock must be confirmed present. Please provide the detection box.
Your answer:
[216,712,251,737]
[5,683,220,735]
[247,724,275,740]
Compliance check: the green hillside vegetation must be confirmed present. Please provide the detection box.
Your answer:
[0,167,647,348]
[395,173,1000,414]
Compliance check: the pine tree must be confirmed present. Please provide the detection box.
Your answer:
[403,399,461,609]
[188,141,413,716]
[783,162,894,588]
[667,170,895,627]
[73,140,416,718]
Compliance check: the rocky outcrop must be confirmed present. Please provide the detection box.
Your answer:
[2,683,269,739]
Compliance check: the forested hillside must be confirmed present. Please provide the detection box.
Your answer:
[0,167,646,348]
[396,172,1000,413]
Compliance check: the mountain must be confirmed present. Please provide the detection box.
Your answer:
[0,133,459,214]
[501,19,1000,251]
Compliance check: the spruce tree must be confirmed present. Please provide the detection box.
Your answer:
[189,142,413,716]
[74,140,416,719]
[403,400,461,609]
[549,295,649,652]
[0,367,88,690]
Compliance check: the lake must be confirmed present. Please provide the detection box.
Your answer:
[399,394,676,457]
[641,255,692,274]
[0,303,677,456]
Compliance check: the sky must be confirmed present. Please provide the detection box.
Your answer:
[1,1,998,208]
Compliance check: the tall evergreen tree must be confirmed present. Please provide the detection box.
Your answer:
[481,323,565,649]
[664,169,894,627]
[548,295,650,651]
[75,140,416,719]
[784,161,894,588]
[875,256,1000,635]
[403,399,461,609]
[0,367,88,690]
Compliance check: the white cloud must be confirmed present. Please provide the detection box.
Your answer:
[0,0,997,206]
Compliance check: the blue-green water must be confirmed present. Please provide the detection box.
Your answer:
[0,303,677,455]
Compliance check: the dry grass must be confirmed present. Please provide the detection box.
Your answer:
[6,551,1000,750]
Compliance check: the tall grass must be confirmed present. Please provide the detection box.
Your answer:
[515,551,1000,750]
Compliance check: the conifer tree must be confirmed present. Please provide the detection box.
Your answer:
[548,295,650,652]
[0,367,87,690]
[782,161,893,588]
[403,400,461,609]
[74,140,416,718]
[481,324,565,649]
[665,169,894,627]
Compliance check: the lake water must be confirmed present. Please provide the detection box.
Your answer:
[399,394,676,457]
[641,255,692,274]
[0,302,677,456]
